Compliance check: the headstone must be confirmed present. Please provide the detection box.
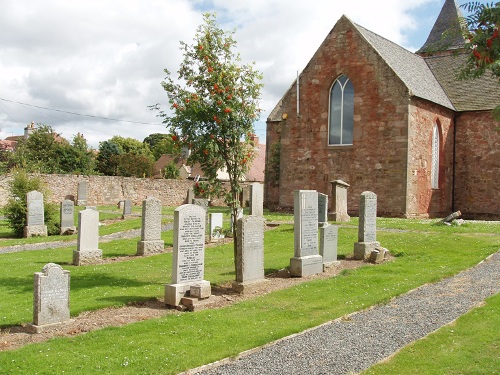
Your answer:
[122,199,132,218]
[136,197,164,255]
[60,199,76,235]
[192,198,209,213]
[165,204,211,307]
[186,187,195,204]
[320,224,339,268]
[117,200,125,209]
[76,180,87,206]
[230,207,244,231]
[24,190,48,238]
[209,212,224,241]
[28,263,72,333]
[353,191,380,260]
[318,192,329,225]
[249,183,264,217]
[290,190,323,277]
[330,179,350,222]
[232,216,266,293]
[241,185,250,207]
[73,208,102,265]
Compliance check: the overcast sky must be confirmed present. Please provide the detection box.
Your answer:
[0,0,481,148]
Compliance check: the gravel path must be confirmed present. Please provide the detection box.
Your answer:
[190,251,500,375]
[0,224,173,254]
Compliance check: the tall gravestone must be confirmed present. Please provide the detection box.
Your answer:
[318,192,329,226]
[233,216,266,293]
[60,199,75,235]
[137,197,164,255]
[165,204,211,307]
[209,212,224,241]
[249,183,264,217]
[122,199,132,218]
[24,190,48,238]
[230,207,244,231]
[353,191,380,260]
[290,190,323,277]
[28,263,72,333]
[186,187,195,204]
[73,208,102,265]
[76,180,87,206]
[330,180,350,222]
[320,224,339,268]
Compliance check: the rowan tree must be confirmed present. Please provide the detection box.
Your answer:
[154,13,263,271]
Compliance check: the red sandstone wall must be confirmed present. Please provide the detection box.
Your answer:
[455,111,500,219]
[406,99,454,217]
[266,17,410,216]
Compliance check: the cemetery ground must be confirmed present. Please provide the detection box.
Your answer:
[0,205,498,374]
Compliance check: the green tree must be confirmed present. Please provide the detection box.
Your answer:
[163,161,180,179]
[55,133,96,175]
[116,153,155,178]
[155,13,263,272]
[96,140,122,175]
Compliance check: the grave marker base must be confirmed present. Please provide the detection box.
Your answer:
[290,255,323,277]
[26,320,75,334]
[323,261,341,271]
[232,279,269,294]
[328,212,351,222]
[24,225,48,238]
[353,241,380,260]
[72,249,103,266]
[136,240,165,256]
[165,280,211,307]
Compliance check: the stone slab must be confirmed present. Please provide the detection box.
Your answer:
[290,255,323,277]
[73,249,103,266]
[136,240,165,255]
[24,225,48,238]
[190,280,211,299]
[353,241,380,260]
[232,279,269,294]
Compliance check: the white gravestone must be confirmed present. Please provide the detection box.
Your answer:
[209,212,224,241]
[73,208,102,265]
[249,183,264,217]
[290,190,323,277]
[60,199,75,235]
[320,224,340,268]
[330,180,350,222]
[353,191,380,260]
[24,190,48,238]
[165,204,211,306]
[233,216,267,293]
[28,263,72,333]
[137,197,164,255]
[76,180,87,206]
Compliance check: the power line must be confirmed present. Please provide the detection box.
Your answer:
[0,97,165,126]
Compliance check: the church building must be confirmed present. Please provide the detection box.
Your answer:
[264,0,499,219]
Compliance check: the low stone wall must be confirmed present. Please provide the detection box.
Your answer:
[0,174,226,207]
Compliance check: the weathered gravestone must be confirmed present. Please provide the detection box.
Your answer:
[122,199,132,218]
[165,204,211,307]
[353,191,380,260]
[60,199,76,235]
[232,216,266,293]
[230,207,244,231]
[318,192,329,226]
[320,224,340,269]
[73,208,102,265]
[186,187,195,204]
[192,198,209,213]
[249,183,264,217]
[117,200,125,210]
[330,179,350,222]
[24,190,48,238]
[209,212,224,241]
[28,263,72,333]
[76,180,88,206]
[290,190,323,277]
[136,197,164,255]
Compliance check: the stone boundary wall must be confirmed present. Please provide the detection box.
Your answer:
[0,174,227,207]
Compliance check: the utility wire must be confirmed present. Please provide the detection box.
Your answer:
[0,97,164,126]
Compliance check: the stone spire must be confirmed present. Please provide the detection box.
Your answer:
[417,0,466,55]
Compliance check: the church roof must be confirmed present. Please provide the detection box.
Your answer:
[417,0,466,54]
[352,19,455,110]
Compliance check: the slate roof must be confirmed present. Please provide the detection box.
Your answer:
[417,0,466,54]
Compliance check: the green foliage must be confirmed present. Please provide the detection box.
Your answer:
[97,140,122,175]
[116,153,155,178]
[163,161,180,179]
[143,133,181,160]
[3,170,59,237]
[155,13,263,269]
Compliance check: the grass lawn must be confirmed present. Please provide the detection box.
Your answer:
[0,212,498,374]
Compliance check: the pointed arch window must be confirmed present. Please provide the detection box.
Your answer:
[431,122,440,189]
[329,75,354,145]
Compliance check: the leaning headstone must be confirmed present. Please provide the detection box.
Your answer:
[330,180,350,222]
[209,212,224,241]
[165,204,211,307]
[353,191,380,260]
[24,190,48,238]
[122,199,132,218]
[73,208,102,265]
[76,180,87,206]
[186,187,195,204]
[60,199,76,235]
[320,224,340,269]
[249,183,264,217]
[28,263,72,333]
[136,197,164,255]
[233,216,266,293]
[318,193,329,226]
[290,190,323,277]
